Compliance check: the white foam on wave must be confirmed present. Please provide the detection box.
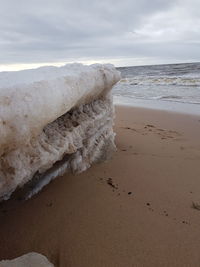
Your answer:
[0,63,120,200]
[119,77,200,87]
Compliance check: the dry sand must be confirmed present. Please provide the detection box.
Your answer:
[0,105,200,267]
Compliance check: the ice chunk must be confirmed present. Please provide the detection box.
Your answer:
[0,252,54,267]
[0,64,120,200]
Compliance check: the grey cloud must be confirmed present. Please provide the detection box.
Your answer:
[0,0,199,66]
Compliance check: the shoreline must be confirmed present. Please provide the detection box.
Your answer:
[0,105,200,266]
[114,96,200,115]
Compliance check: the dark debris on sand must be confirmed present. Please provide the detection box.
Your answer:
[107,178,118,190]
[192,201,200,211]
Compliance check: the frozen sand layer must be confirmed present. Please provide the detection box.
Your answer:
[0,64,120,200]
[0,252,54,267]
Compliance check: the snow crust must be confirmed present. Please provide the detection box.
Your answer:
[0,252,54,267]
[0,64,120,200]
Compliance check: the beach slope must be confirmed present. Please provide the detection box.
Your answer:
[0,105,200,266]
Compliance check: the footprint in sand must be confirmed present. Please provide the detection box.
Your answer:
[144,124,182,140]
[145,203,190,225]
[122,124,182,141]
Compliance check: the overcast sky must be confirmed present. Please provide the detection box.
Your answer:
[0,0,200,70]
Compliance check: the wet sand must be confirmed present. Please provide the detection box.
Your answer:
[0,105,200,266]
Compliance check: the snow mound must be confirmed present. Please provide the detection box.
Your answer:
[0,252,54,267]
[0,63,120,200]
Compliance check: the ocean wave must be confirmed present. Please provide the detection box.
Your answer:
[116,63,200,106]
[119,77,200,87]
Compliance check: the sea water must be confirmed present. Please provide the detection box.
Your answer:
[114,62,200,114]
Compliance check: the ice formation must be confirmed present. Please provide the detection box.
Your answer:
[0,63,120,200]
[0,252,54,267]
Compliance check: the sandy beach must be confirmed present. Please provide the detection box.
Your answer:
[0,105,200,267]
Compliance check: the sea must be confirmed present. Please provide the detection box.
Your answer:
[114,62,200,115]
